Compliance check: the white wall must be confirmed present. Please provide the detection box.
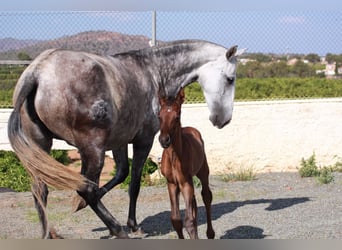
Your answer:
[150,98,342,173]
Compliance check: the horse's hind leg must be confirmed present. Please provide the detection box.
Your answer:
[32,179,62,239]
[197,160,215,239]
[76,146,128,238]
[97,146,130,199]
[20,111,60,238]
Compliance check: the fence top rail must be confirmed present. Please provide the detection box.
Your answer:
[0,60,31,65]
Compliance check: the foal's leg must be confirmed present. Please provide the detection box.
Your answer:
[196,160,215,239]
[181,180,199,239]
[126,139,154,232]
[76,147,128,238]
[167,182,184,239]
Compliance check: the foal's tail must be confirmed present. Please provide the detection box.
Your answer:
[7,64,87,191]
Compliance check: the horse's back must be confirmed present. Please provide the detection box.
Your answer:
[181,126,207,174]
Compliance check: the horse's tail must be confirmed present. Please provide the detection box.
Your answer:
[8,64,88,191]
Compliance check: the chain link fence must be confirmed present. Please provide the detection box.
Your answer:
[0,11,341,107]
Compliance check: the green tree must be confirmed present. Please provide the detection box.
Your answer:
[17,52,31,60]
[304,53,321,63]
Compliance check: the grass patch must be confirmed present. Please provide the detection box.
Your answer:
[221,167,257,182]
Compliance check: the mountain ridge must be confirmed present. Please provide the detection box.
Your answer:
[0,31,155,60]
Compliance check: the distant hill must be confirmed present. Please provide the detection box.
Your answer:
[0,38,41,52]
[0,31,155,60]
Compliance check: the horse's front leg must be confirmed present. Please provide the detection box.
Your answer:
[181,182,199,239]
[167,182,184,239]
[127,140,154,232]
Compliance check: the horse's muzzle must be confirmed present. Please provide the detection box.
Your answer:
[209,114,232,129]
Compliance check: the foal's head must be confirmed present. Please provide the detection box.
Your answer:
[158,88,185,149]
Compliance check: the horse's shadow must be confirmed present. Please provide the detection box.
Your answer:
[138,196,310,238]
[220,225,267,239]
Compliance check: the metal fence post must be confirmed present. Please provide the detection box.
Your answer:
[150,10,157,47]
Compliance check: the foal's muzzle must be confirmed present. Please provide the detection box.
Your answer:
[159,134,171,148]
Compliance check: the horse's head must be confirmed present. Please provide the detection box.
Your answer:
[158,88,185,149]
[197,45,246,129]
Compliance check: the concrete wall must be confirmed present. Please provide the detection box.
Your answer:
[1,98,342,173]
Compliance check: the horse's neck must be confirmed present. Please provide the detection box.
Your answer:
[169,122,183,160]
[149,42,225,94]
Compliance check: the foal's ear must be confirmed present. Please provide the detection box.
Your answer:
[158,89,167,104]
[226,45,238,60]
[178,88,185,104]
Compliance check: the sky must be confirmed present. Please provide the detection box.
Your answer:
[0,1,341,55]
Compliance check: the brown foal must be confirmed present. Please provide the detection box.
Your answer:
[158,88,215,239]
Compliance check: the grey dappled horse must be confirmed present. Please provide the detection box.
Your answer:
[8,40,245,238]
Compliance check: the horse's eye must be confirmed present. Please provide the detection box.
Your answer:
[227,77,235,85]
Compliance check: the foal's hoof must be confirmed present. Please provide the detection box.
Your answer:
[72,195,88,212]
[49,228,64,239]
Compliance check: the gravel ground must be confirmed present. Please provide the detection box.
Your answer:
[1,172,342,239]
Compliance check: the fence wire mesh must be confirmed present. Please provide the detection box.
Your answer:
[0,11,341,107]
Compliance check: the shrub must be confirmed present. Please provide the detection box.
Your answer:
[0,149,72,192]
[0,150,31,192]
[50,149,72,165]
[111,157,158,190]
[317,167,334,184]
[298,154,320,178]
[298,153,335,184]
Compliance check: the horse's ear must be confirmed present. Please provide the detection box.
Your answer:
[226,45,238,60]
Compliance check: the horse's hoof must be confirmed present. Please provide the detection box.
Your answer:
[72,195,88,212]
[127,219,141,233]
[112,230,130,239]
[131,227,145,236]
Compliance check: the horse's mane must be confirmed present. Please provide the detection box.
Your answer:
[111,39,223,59]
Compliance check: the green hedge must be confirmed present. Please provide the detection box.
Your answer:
[1,73,342,107]
[235,78,342,100]
[0,150,72,192]
[184,78,342,103]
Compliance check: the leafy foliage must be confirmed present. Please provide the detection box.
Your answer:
[298,153,336,184]
[110,157,158,190]
[0,150,31,192]
[0,150,72,192]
